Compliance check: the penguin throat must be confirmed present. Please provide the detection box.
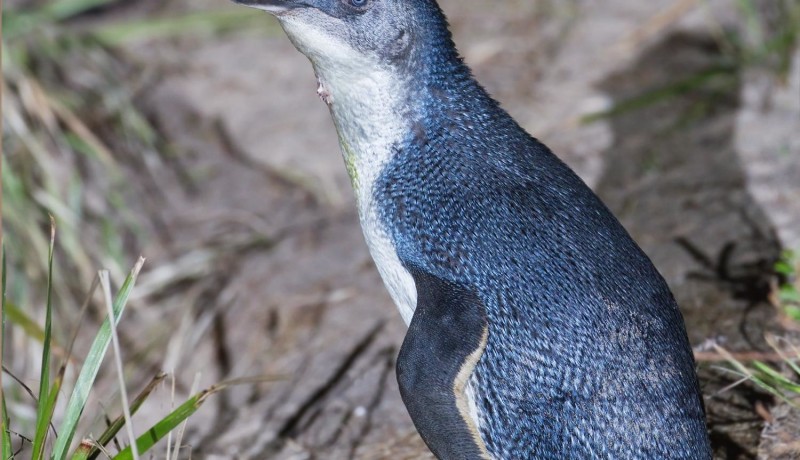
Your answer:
[311,60,411,208]
[277,16,412,201]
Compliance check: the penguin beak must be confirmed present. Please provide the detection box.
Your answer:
[232,0,307,14]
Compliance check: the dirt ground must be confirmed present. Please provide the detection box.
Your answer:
[36,0,800,458]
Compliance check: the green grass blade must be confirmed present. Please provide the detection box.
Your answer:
[41,0,119,22]
[2,249,13,460]
[40,367,66,438]
[31,221,57,460]
[2,0,115,41]
[752,361,800,393]
[5,300,47,342]
[89,10,275,46]
[785,304,800,323]
[1,397,11,460]
[51,257,145,460]
[780,286,800,303]
[84,373,167,460]
[111,376,280,460]
[111,391,208,460]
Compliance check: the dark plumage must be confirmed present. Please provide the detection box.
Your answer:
[232,0,713,458]
[381,59,709,458]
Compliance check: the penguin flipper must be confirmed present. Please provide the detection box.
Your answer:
[396,267,490,460]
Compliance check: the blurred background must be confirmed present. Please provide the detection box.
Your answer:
[2,0,799,458]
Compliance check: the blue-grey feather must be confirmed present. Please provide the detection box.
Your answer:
[373,3,710,457]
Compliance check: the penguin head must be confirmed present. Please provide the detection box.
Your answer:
[233,0,458,78]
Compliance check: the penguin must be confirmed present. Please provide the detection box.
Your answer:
[230,0,713,458]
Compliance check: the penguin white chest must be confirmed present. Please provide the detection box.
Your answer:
[303,44,418,325]
[335,102,418,325]
[358,200,417,325]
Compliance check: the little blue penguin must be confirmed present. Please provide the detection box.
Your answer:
[230,0,713,458]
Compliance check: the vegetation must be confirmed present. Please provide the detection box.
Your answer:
[775,250,800,324]
[2,1,275,457]
[709,253,800,424]
[2,0,270,309]
[1,225,275,457]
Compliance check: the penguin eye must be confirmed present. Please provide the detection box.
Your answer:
[345,0,371,10]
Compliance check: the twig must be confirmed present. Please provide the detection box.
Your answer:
[695,350,800,362]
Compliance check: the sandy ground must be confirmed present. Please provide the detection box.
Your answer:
[20,0,798,458]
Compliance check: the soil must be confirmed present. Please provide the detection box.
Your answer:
[45,0,800,458]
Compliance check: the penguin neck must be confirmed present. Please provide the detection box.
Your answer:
[314,60,412,213]
[314,50,481,210]
[277,16,414,211]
